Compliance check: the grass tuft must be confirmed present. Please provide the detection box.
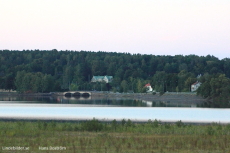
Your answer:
[0,120,230,152]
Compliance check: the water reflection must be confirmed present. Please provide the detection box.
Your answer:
[60,98,148,107]
[143,100,197,107]
[0,95,202,107]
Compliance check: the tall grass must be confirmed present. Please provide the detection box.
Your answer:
[0,119,230,152]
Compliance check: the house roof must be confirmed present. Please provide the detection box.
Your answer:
[92,76,104,79]
[144,83,151,87]
[92,76,113,79]
[91,76,113,82]
[104,76,113,79]
[192,81,200,85]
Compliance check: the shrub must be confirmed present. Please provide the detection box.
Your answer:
[206,126,215,135]
[111,119,117,131]
[126,119,133,127]
[164,123,171,129]
[50,121,56,129]
[121,119,126,126]
[82,118,103,132]
[43,122,48,130]
[153,119,160,128]
[176,120,184,128]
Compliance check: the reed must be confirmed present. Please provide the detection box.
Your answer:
[0,120,230,152]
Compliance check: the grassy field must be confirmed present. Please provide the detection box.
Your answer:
[0,119,230,153]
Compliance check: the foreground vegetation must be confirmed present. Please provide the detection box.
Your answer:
[1,119,230,152]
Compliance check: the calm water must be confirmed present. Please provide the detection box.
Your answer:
[0,96,230,123]
[0,95,199,107]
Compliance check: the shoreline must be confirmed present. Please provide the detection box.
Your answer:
[0,92,225,124]
[0,117,226,125]
[0,91,205,104]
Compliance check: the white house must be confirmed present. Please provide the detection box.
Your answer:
[91,75,113,83]
[103,76,113,83]
[144,83,153,92]
[191,81,201,92]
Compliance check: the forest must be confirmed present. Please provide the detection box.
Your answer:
[0,50,230,106]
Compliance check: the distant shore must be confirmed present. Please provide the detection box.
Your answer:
[0,91,205,104]
[91,92,205,104]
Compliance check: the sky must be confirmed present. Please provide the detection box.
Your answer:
[0,0,229,59]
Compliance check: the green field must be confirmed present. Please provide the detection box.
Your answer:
[0,119,230,153]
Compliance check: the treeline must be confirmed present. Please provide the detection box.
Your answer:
[197,73,230,107]
[0,50,230,98]
[14,71,54,93]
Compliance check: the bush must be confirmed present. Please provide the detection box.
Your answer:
[37,121,47,130]
[111,119,117,131]
[50,121,56,129]
[82,118,103,132]
[121,119,126,126]
[206,126,215,135]
[61,123,73,131]
[153,119,160,128]
[126,119,133,127]
[164,123,171,129]
[176,120,184,128]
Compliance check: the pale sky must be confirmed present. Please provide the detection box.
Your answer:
[0,0,229,59]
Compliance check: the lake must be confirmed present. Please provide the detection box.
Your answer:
[0,95,230,124]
